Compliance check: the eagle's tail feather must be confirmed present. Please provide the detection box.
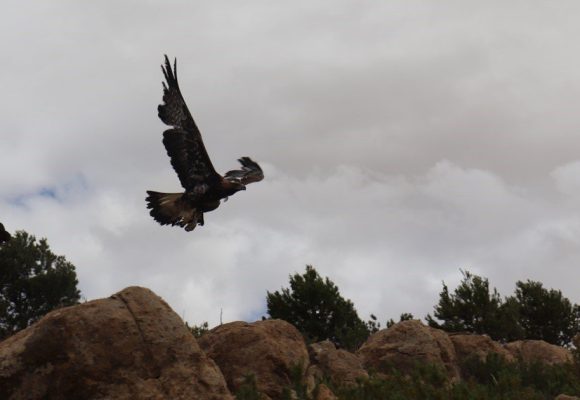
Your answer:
[145,191,202,231]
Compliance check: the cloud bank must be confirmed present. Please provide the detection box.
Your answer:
[2,1,580,327]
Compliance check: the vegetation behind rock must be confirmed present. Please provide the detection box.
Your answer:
[0,230,81,340]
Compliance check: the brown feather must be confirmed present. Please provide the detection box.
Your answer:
[157,55,219,190]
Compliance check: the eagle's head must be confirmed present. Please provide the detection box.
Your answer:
[222,180,246,196]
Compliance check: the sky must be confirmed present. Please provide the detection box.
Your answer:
[2,1,580,328]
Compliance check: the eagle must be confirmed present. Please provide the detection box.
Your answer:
[0,223,11,245]
[146,56,264,231]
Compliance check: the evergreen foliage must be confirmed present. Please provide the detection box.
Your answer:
[234,355,580,400]
[508,280,579,346]
[366,314,381,333]
[0,230,81,340]
[186,321,210,338]
[426,270,579,345]
[333,355,580,400]
[266,265,369,351]
[386,312,415,328]
[426,270,505,339]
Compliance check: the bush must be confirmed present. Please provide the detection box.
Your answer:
[329,355,580,399]
[461,353,580,399]
[186,321,209,338]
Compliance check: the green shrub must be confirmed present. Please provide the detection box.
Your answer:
[333,355,580,400]
[281,362,308,400]
[461,353,580,398]
[235,374,262,400]
[234,355,580,400]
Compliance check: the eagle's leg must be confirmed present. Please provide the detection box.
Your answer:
[184,210,204,231]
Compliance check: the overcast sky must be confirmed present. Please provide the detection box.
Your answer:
[2,1,580,328]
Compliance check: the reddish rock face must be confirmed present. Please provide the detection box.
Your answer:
[308,340,368,387]
[315,383,338,400]
[198,319,309,400]
[554,394,580,400]
[450,333,515,363]
[504,340,573,365]
[0,286,232,400]
[356,320,459,381]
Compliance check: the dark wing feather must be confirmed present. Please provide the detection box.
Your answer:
[224,157,264,185]
[158,55,219,190]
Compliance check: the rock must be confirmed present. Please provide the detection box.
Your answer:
[573,333,580,350]
[450,333,515,364]
[198,319,309,400]
[0,286,232,400]
[315,383,338,400]
[308,340,368,387]
[555,395,580,400]
[504,340,572,365]
[357,320,459,381]
[305,365,324,395]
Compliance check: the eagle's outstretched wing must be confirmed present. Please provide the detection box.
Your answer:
[158,55,220,190]
[224,157,264,185]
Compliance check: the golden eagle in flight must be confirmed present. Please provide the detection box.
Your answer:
[146,56,264,231]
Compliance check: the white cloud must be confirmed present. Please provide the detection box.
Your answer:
[2,0,580,329]
[552,161,580,198]
[6,159,579,327]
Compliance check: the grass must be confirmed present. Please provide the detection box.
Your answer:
[235,353,580,400]
[335,354,580,400]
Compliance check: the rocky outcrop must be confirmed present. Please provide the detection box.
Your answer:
[198,319,309,400]
[357,320,460,381]
[450,333,515,364]
[505,340,573,365]
[0,286,232,400]
[315,383,338,400]
[307,340,368,387]
[3,285,578,399]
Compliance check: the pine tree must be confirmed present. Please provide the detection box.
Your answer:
[0,231,81,339]
[266,265,369,351]
[426,270,507,340]
[426,270,579,346]
[508,280,579,346]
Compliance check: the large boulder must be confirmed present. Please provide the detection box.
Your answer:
[450,333,515,364]
[198,319,309,400]
[315,383,338,400]
[0,286,232,400]
[307,340,368,387]
[504,340,572,365]
[357,320,459,381]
